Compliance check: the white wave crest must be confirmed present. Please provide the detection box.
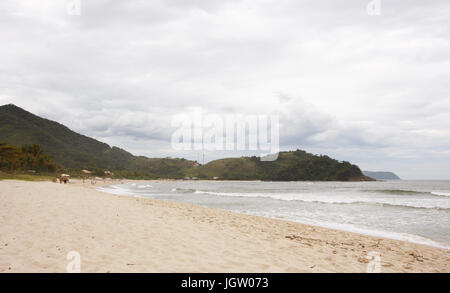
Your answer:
[194,190,450,210]
[431,191,450,197]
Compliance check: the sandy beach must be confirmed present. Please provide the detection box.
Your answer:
[0,180,449,273]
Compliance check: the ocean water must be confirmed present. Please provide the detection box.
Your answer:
[97,180,450,249]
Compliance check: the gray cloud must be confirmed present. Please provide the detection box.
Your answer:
[1,0,450,179]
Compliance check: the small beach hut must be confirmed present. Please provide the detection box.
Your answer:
[81,169,92,183]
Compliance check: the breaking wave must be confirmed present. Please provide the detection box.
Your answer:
[192,190,450,210]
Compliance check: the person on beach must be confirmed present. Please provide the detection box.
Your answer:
[59,175,69,184]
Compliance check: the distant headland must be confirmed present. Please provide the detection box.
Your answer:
[362,171,400,180]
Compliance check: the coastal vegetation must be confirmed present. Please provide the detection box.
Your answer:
[191,150,365,181]
[0,142,58,173]
[0,104,369,181]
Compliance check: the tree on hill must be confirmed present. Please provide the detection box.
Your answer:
[0,142,21,172]
[21,144,45,170]
[0,142,58,173]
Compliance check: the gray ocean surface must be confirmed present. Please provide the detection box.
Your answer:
[97,180,450,249]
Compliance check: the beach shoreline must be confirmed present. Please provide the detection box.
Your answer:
[97,180,450,251]
[1,179,449,272]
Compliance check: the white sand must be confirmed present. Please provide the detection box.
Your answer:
[0,180,449,273]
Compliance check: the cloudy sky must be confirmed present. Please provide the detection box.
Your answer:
[1,0,449,179]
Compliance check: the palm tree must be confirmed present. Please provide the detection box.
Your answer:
[0,142,21,171]
[21,144,45,170]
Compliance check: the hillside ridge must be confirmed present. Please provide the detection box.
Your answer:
[0,104,371,181]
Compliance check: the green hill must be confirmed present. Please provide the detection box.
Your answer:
[0,104,371,181]
[0,104,197,178]
[193,150,369,181]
